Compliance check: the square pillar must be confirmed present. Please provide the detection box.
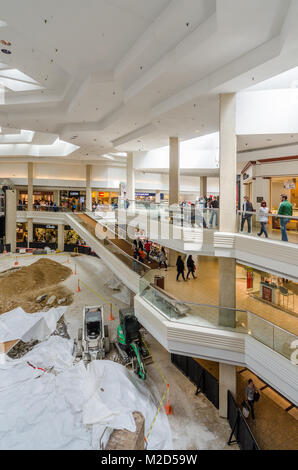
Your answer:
[58,223,64,252]
[218,94,237,326]
[155,190,161,204]
[169,137,180,205]
[200,176,207,197]
[27,162,34,211]
[126,152,135,202]
[219,94,236,233]
[5,189,16,252]
[27,219,33,247]
[86,164,92,211]
[219,363,237,418]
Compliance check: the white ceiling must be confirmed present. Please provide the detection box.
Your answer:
[0,0,298,165]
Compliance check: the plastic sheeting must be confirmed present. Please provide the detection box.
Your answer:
[0,306,66,342]
[0,336,172,450]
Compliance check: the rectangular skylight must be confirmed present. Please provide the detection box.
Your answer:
[0,77,43,92]
[0,69,39,84]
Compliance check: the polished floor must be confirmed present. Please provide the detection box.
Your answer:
[194,358,298,450]
[144,257,298,336]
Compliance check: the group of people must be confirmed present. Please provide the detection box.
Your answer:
[180,195,219,228]
[241,194,293,242]
[18,199,59,212]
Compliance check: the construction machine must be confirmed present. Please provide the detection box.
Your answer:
[114,308,149,380]
[76,305,110,364]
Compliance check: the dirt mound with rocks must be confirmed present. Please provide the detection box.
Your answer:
[0,258,73,314]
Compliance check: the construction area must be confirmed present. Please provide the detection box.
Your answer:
[0,252,236,451]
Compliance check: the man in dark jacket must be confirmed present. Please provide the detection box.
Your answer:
[240,196,254,233]
[176,255,187,281]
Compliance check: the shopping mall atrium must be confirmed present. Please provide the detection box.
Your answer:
[0,0,297,453]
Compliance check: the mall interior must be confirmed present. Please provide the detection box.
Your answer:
[0,0,297,451]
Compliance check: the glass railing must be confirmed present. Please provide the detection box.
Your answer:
[237,210,298,245]
[139,276,297,362]
[17,205,71,212]
[67,212,151,276]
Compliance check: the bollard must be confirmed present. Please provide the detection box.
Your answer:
[108,303,115,321]
[73,264,77,275]
[164,384,173,415]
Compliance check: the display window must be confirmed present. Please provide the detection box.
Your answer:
[18,190,54,208]
[33,224,57,243]
[16,222,28,242]
[270,177,298,232]
[92,191,119,205]
[64,226,83,245]
[60,190,86,211]
[237,263,298,316]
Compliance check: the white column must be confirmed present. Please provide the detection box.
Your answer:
[155,190,161,204]
[27,218,33,247]
[86,164,92,211]
[218,93,237,328]
[126,152,135,202]
[219,94,237,233]
[53,189,60,206]
[169,137,180,205]
[219,363,237,418]
[58,223,64,252]
[28,162,34,211]
[200,176,207,197]
[5,189,16,252]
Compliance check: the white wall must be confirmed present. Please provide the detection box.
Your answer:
[237,89,298,135]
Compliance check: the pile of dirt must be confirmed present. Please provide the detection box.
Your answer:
[0,258,73,315]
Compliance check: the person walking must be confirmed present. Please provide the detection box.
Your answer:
[133,247,140,274]
[241,196,254,233]
[144,239,152,263]
[245,378,259,424]
[158,247,167,271]
[209,196,219,228]
[186,255,196,279]
[257,200,269,238]
[277,194,293,242]
[176,255,186,281]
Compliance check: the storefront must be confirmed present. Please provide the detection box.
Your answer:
[18,190,54,207]
[60,190,86,210]
[33,224,57,243]
[270,177,298,232]
[92,191,119,205]
[64,225,83,245]
[16,222,28,243]
[238,263,297,316]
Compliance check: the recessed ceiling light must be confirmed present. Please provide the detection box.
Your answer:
[266,138,272,142]
[1,49,11,55]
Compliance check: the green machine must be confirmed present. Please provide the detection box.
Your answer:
[115,308,148,380]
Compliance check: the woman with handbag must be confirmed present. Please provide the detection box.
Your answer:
[245,378,259,424]
[186,255,197,279]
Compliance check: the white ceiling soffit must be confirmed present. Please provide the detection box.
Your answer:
[1,0,298,160]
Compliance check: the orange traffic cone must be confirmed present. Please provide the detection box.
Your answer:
[73,264,77,275]
[66,257,70,264]
[3,245,7,254]
[108,303,115,321]
[14,257,19,266]
[164,384,173,415]
[76,279,81,293]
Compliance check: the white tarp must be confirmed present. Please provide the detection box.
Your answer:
[0,336,173,450]
[0,306,66,342]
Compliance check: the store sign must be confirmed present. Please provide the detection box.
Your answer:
[46,225,56,229]
[69,191,80,197]
[284,179,296,189]
[135,192,155,197]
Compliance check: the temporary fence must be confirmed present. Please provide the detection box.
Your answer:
[227,390,260,450]
[171,353,219,409]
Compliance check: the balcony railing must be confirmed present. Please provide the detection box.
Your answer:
[139,275,297,363]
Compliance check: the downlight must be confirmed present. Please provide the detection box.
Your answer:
[1,49,11,55]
